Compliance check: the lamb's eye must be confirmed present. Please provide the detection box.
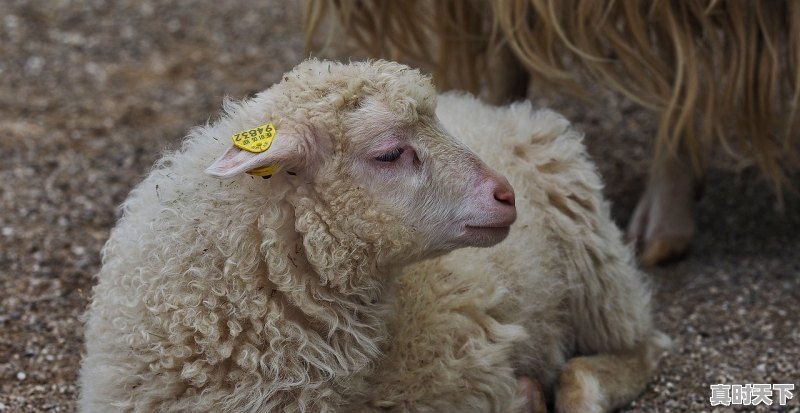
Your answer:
[375,147,404,162]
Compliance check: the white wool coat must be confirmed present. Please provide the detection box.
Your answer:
[80,61,661,411]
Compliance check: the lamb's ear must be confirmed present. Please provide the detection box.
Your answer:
[205,128,310,178]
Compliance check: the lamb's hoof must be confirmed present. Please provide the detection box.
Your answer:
[517,377,548,413]
[554,361,604,413]
[627,159,698,266]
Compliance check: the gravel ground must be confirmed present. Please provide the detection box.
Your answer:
[0,1,797,412]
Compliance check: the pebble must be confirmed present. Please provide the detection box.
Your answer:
[24,56,44,75]
[4,15,18,30]
[17,371,27,381]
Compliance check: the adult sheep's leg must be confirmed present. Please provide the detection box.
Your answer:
[485,44,530,105]
[554,338,665,413]
[627,153,703,266]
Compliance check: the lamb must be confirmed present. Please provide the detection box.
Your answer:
[78,59,522,412]
[80,58,664,412]
[352,93,668,413]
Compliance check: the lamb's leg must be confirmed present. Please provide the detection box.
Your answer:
[554,340,659,413]
[627,154,703,266]
[517,377,548,413]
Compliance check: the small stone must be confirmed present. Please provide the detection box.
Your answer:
[24,56,44,75]
[167,19,181,33]
[4,15,18,30]
[1,227,13,236]
[16,371,26,381]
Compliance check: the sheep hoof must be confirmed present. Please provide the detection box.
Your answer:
[627,157,697,266]
[639,233,692,266]
[517,376,548,413]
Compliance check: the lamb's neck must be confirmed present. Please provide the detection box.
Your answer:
[259,216,394,360]
[301,265,393,347]
[296,241,388,310]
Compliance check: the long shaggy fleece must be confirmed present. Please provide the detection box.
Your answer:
[306,0,800,192]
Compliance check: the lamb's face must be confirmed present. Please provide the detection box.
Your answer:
[332,97,517,255]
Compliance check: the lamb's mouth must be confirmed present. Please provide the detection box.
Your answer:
[464,216,516,230]
[464,225,512,231]
[461,225,512,247]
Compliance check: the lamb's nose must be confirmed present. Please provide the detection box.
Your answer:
[494,183,516,206]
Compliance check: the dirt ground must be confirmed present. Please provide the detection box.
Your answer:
[0,1,797,412]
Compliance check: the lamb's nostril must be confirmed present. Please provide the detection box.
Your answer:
[494,187,515,206]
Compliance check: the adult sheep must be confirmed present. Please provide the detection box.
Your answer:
[356,93,668,413]
[78,59,522,412]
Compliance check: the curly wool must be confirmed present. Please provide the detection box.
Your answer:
[79,60,435,412]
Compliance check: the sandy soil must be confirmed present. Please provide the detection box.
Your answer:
[0,1,797,412]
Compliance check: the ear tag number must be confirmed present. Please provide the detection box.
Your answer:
[232,123,276,153]
[231,123,280,176]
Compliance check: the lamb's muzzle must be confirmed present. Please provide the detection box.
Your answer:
[458,165,517,246]
[493,178,515,207]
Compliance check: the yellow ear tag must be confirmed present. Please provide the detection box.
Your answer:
[231,123,279,176]
[246,164,281,176]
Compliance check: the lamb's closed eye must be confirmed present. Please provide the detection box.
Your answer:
[375,147,403,162]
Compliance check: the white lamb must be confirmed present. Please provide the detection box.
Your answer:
[79,59,521,412]
[80,58,665,413]
[354,93,670,413]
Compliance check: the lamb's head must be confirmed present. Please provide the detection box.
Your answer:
[206,59,515,263]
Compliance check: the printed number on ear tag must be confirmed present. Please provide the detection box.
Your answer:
[232,123,276,153]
